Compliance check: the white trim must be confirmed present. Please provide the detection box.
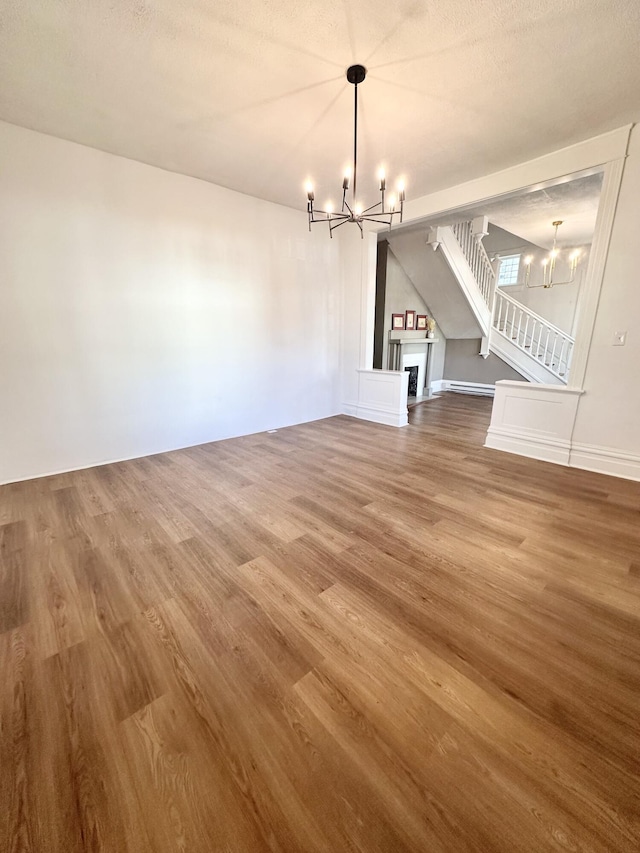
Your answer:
[568,156,628,388]
[345,404,409,428]
[569,442,640,482]
[488,431,640,481]
[428,226,491,336]
[360,231,378,370]
[400,126,632,225]
[492,380,583,393]
[485,425,572,465]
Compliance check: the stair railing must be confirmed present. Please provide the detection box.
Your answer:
[451,220,496,308]
[493,289,574,382]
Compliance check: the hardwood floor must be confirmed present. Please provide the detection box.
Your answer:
[2,393,640,852]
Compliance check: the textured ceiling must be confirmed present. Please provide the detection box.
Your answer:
[395,172,604,247]
[1,0,639,212]
[479,173,604,247]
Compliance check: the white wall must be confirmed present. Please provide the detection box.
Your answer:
[0,121,342,483]
[571,125,640,463]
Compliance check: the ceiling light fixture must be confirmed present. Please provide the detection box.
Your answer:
[305,65,405,238]
[523,220,581,288]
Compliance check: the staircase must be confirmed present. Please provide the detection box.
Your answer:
[450,220,496,310]
[387,226,492,342]
[409,219,574,385]
[491,290,574,384]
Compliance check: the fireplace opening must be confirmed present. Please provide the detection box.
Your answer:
[405,365,419,397]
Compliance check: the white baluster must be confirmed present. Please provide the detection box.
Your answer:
[557,338,567,375]
[544,327,552,365]
[550,332,559,374]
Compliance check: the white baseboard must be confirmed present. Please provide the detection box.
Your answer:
[485,431,640,482]
[485,425,571,465]
[345,405,409,427]
[343,402,408,428]
[437,380,495,396]
[569,442,640,482]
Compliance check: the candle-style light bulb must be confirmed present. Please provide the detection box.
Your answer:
[378,167,386,191]
[524,255,533,266]
[305,180,314,202]
[570,249,580,272]
[388,194,396,211]
[325,201,333,218]
[343,168,351,191]
[397,179,406,202]
[354,202,363,216]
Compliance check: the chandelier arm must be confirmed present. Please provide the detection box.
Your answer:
[362,218,391,227]
[329,218,351,235]
[311,209,348,218]
[362,217,399,227]
[361,210,399,219]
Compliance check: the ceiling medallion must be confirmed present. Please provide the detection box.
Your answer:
[305,64,405,238]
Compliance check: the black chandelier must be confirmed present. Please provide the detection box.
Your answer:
[305,64,405,238]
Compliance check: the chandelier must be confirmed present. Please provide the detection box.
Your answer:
[522,220,582,288]
[305,64,405,238]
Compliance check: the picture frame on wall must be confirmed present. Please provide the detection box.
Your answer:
[392,313,405,331]
[405,310,416,331]
[416,314,428,331]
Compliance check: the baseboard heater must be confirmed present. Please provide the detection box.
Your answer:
[445,381,495,397]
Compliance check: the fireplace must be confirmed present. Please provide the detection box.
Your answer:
[405,365,419,397]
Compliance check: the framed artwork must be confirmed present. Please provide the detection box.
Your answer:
[416,314,428,331]
[392,313,405,331]
[405,310,416,330]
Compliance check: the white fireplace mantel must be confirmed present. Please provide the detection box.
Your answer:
[388,333,440,397]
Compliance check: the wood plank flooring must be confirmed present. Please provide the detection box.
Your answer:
[2,393,640,852]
